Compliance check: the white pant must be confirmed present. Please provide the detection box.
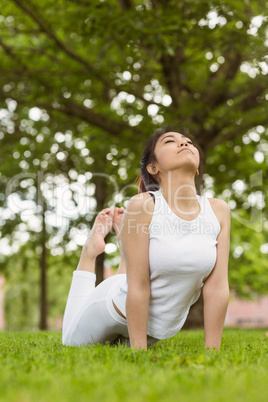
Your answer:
[62,271,159,348]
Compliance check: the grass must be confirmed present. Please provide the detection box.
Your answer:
[0,329,268,402]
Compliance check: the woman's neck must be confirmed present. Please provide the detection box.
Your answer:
[160,171,199,214]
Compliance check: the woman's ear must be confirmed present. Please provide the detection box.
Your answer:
[147,163,159,176]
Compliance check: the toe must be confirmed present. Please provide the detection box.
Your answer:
[107,210,114,218]
[101,208,112,213]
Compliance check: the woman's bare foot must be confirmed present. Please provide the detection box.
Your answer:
[86,208,114,258]
[113,207,125,243]
[77,209,114,271]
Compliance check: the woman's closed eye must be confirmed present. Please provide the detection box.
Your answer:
[165,140,193,145]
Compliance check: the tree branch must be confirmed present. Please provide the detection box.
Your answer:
[198,75,267,152]
[238,82,267,112]
[58,100,143,137]
[207,114,268,151]
[159,48,185,107]
[205,51,243,108]
[0,84,144,138]
[117,0,132,11]
[12,0,111,87]
[0,37,55,94]
[0,37,26,68]
[11,0,152,109]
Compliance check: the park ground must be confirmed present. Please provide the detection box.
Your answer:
[0,329,267,402]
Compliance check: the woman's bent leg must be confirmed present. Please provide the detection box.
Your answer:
[62,208,117,346]
[62,270,96,341]
[62,274,128,346]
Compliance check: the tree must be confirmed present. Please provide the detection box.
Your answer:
[0,0,267,329]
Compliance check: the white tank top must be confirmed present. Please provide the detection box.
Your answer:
[113,189,221,339]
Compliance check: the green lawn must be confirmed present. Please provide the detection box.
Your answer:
[0,329,267,402]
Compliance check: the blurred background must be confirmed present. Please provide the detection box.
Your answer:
[0,0,267,331]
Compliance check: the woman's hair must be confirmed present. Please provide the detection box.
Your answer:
[136,125,204,195]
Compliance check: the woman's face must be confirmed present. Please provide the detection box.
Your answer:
[148,132,200,176]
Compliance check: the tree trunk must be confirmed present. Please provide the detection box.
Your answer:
[21,258,29,329]
[40,206,47,330]
[96,253,105,286]
[92,173,108,286]
[0,275,5,330]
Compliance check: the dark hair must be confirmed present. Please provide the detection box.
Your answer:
[136,125,204,195]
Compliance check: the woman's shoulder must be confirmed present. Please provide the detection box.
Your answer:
[206,197,230,227]
[127,192,155,208]
[125,192,155,218]
[207,197,229,209]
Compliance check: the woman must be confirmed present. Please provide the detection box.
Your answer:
[62,126,230,350]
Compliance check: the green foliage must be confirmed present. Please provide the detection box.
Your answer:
[3,248,39,330]
[206,132,268,297]
[2,241,81,330]
[229,219,268,297]
[0,329,268,402]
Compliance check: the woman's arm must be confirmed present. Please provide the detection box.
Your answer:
[203,199,231,350]
[120,193,154,350]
